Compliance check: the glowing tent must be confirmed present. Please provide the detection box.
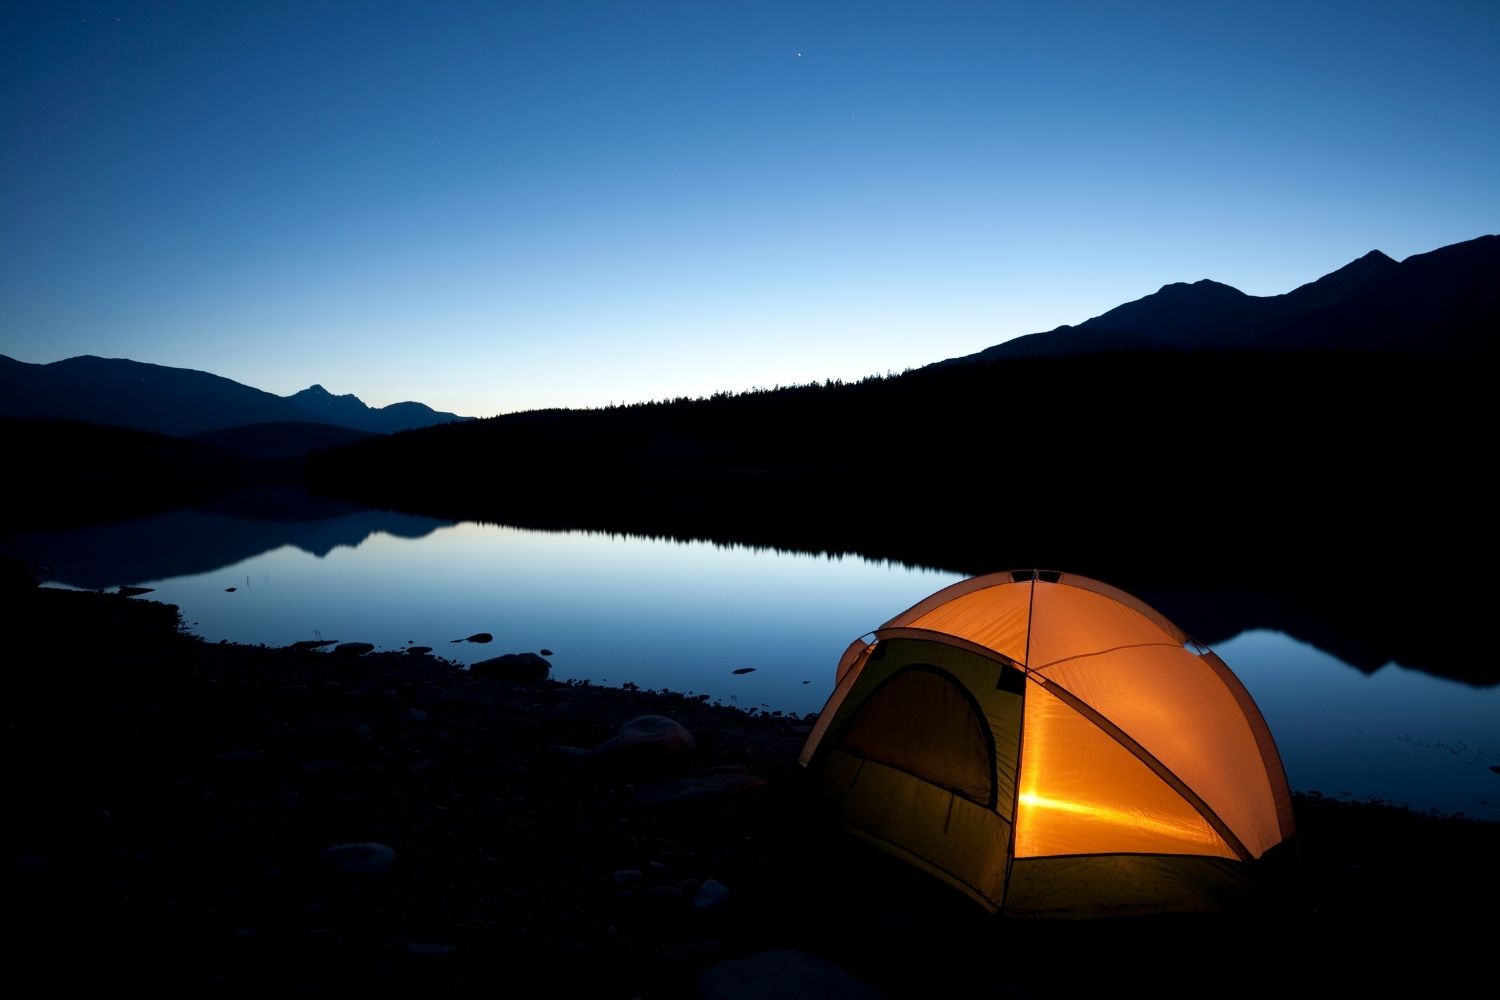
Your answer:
[799,570,1294,916]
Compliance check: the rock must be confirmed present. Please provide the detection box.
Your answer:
[542,745,593,763]
[406,646,433,656]
[540,648,554,656]
[117,586,154,597]
[657,939,722,964]
[225,587,236,592]
[333,642,375,656]
[699,949,885,1000]
[470,652,550,682]
[635,773,767,806]
[284,721,374,757]
[416,684,448,705]
[319,842,396,878]
[403,942,457,960]
[731,667,757,675]
[292,639,338,650]
[692,879,731,911]
[214,749,267,766]
[1490,764,1500,774]
[463,632,493,643]
[398,708,429,725]
[642,885,687,910]
[612,869,644,885]
[592,715,696,760]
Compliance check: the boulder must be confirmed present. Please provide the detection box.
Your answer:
[470,652,550,682]
[333,642,375,656]
[592,715,696,760]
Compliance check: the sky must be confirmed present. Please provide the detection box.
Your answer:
[2,1,1496,416]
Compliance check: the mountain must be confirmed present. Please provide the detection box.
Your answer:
[942,234,1496,363]
[0,355,469,437]
[285,384,467,434]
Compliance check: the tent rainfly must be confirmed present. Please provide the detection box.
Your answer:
[799,570,1295,916]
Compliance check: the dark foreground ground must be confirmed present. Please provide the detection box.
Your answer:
[6,584,1496,998]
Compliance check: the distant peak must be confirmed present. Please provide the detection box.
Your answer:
[1155,279,1245,297]
[301,384,330,396]
[1359,249,1396,264]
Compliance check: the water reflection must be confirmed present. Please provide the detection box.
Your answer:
[10,510,1498,819]
[1221,630,1498,820]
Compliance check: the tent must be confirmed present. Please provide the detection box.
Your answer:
[799,570,1294,916]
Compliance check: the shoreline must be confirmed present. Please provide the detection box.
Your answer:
[5,585,1496,996]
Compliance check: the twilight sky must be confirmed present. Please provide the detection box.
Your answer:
[3,2,1496,415]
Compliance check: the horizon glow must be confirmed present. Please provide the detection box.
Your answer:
[3,2,1497,416]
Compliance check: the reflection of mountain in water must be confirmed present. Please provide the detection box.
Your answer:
[9,494,1490,689]
[12,500,453,591]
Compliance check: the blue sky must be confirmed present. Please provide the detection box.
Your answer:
[3,1,1496,415]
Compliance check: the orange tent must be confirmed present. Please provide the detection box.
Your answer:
[799,570,1295,916]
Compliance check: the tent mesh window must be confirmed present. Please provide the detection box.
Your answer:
[837,666,996,806]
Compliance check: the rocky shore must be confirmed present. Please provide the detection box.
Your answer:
[5,583,1496,998]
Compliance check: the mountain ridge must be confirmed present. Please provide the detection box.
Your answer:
[943,234,1496,363]
[0,354,470,437]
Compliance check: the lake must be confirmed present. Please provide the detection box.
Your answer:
[12,501,1498,821]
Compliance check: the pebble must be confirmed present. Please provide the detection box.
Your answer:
[699,949,884,1000]
[319,842,396,878]
[692,879,731,911]
[635,773,767,806]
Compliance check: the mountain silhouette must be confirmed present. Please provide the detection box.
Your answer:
[944,234,1495,362]
[286,384,469,434]
[0,355,469,437]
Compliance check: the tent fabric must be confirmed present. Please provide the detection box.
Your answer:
[838,666,996,805]
[807,637,1025,904]
[800,570,1295,915]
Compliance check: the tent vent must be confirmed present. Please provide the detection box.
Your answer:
[996,665,1027,694]
[1037,570,1062,583]
[1010,570,1034,583]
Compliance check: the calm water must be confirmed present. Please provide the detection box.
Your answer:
[16,507,1499,821]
